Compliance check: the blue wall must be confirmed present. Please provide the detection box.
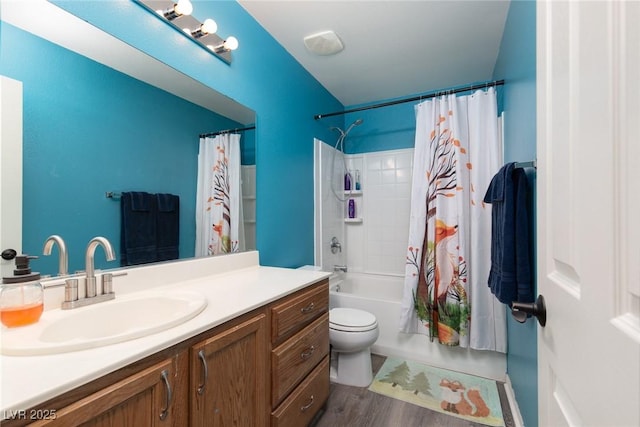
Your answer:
[49,0,344,268]
[493,2,538,426]
[0,23,244,274]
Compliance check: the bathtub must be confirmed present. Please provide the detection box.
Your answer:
[329,272,506,381]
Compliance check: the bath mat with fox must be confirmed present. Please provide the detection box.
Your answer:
[369,357,505,427]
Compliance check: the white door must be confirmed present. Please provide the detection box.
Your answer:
[0,76,23,278]
[537,1,640,426]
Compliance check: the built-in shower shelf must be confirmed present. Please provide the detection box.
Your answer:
[344,190,363,196]
[345,218,363,224]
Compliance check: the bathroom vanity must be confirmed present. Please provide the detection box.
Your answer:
[0,252,330,426]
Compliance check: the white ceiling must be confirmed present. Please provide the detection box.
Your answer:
[238,0,511,107]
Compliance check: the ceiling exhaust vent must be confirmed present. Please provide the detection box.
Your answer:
[303,30,344,56]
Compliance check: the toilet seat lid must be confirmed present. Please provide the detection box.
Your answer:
[330,308,377,331]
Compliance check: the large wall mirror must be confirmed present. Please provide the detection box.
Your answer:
[0,1,256,277]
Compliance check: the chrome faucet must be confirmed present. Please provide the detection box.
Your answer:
[85,237,116,298]
[334,265,348,273]
[61,236,119,310]
[42,235,68,276]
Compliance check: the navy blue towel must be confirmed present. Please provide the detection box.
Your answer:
[483,163,534,305]
[120,192,158,266]
[156,193,179,262]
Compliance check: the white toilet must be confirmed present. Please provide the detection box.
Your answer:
[329,307,379,387]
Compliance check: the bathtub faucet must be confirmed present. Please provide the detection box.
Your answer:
[334,265,348,273]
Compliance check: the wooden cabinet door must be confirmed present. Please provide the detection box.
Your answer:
[31,353,188,427]
[190,313,268,427]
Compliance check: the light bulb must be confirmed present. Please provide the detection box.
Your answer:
[224,36,239,51]
[201,19,217,35]
[192,18,218,39]
[209,37,239,54]
[162,0,192,20]
[174,0,193,17]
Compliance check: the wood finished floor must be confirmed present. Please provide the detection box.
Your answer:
[314,354,515,427]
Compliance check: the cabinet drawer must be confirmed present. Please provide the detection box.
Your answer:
[271,313,329,408]
[271,280,328,346]
[271,356,330,427]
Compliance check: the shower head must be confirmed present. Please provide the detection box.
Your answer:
[344,118,364,136]
[329,118,363,139]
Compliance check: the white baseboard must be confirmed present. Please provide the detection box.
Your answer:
[504,375,526,427]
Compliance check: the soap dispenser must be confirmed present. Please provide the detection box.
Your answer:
[0,255,43,328]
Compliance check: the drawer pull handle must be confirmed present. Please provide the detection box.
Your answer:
[300,302,315,314]
[197,350,208,395]
[160,369,172,421]
[300,345,315,360]
[300,395,315,412]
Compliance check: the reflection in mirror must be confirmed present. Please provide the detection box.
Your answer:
[0,1,256,277]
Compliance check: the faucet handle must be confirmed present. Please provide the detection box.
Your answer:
[61,278,79,309]
[330,237,342,254]
[102,274,113,295]
[101,272,127,295]
[64,278,78,302]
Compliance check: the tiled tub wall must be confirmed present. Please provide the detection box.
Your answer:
[345,148,413,275]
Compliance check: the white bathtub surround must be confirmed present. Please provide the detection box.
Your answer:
[400,89,507,353]
[314,139,346,272]
[241,165,257,250]
[1,251,331,412]
[330,273,506,381]
[344,150,413,275]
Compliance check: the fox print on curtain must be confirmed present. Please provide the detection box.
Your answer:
[399,88,507,352]
[195,133,245,256]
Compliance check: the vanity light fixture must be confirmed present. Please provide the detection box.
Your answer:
[191,18,218,39]
[138,0,238,64]
[210,36,239,54]
[158,0,193,21]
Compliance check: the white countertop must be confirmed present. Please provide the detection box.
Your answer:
[0,252,330,413]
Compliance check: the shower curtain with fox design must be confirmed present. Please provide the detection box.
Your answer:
[195,133,244,256]
[400,88,507,352]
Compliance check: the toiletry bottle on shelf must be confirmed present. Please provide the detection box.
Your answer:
[348,199,356,218]
[1,255,43,328]
[355,170,361,190]
[344,172,352,191]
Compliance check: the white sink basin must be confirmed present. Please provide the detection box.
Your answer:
[1,289,207,356]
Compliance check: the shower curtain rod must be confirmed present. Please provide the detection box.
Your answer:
[200,125,256,138]
[314,80,505,120]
